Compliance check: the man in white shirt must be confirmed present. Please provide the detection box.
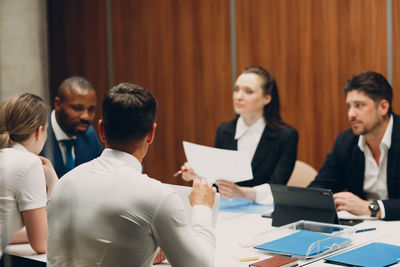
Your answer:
[310,71,400,220]
[47,83,216,267]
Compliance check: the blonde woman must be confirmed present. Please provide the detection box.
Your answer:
[0,93,58,257]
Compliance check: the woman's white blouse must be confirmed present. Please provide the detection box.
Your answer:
[0,143,46,255]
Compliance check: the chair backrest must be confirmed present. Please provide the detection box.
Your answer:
[286,160,317,188]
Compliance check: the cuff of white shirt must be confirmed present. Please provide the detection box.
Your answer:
[254,184,274,204]
[192,205,213,226]
[377,200,386,219]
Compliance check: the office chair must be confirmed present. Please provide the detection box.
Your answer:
[286,160,317,188]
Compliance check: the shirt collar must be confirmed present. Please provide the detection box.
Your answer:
[358,115,393,152]
[235,116,266,140]
[51,110,75,141]
[12,143,29,152]
[381,114,393,149]
[100,148,143,173]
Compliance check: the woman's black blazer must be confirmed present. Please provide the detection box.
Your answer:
[214,119,298,187]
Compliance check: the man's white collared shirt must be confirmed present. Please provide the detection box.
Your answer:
[47,149,215,267]
[51,110,76,163]
[358,115,393,218]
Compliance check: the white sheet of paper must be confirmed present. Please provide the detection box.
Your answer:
[183,141,253,183]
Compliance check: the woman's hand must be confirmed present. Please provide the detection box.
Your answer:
[39,156,58,197]
[180,162,199,182]
[216,180,256,201]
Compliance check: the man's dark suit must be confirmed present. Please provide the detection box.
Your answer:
[41,115,103,178]
[310,114,400,220]
[214,119,298,187]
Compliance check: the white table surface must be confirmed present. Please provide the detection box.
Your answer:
[4,211,400,266]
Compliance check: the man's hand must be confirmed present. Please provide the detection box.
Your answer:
[334,192,370,216]
[180,162,199,182]
[189,178,216,208]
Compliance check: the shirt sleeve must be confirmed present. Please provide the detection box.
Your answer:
[377,200,386,219]
[16,159,47,211]
[254,183,274,204]
[151,192,215,267]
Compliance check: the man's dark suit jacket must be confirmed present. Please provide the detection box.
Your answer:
[40,115,103,178]
[310,114,400,221]
[214,119,298,187]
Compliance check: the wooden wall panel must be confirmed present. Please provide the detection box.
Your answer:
[48,0,392,183]
[112,0,232,184]
[394,0,400,113]
[47,0,108,127]
[236,0,387,171]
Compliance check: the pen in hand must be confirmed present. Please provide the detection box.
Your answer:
[173,169,186,177]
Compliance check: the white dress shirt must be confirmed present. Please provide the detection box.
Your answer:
[0,144,47,256]
[235,116,266,160]
[358,115,393,218]
[51,110,76,164]
[47,149,215,267]
[234,116,272,204]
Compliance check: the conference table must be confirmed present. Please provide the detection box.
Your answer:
[4,199,400,266]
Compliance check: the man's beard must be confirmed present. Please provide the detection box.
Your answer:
[58,112,90,137]
[351,116,381,136]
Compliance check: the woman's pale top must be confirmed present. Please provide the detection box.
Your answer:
[0,143,47,256]
[234,116,272,203]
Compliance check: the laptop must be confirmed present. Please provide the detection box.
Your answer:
[270,184,362,227]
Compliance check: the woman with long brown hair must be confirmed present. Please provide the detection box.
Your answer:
[181,66,298,203]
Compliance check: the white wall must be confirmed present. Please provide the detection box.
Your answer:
[0,0,49,101]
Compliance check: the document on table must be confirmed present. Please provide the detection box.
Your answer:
[183,141,253,183]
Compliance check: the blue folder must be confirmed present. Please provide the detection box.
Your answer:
[325,242,400,267]
[219,197,273,214]
[255,230,351,257]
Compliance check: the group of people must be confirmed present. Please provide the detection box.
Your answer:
[0,67,399,266]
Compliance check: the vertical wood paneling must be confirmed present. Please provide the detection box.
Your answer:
[47,0,108,127]
[393,0,400,112]
[48,0,393,183]
[112,0,232,184]
[236,0,387,170]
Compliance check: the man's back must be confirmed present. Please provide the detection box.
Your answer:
[47,149,215,267]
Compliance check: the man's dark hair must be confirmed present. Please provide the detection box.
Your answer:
[57,76,94,100]
[344,71,393,115]
[102,83,157,144]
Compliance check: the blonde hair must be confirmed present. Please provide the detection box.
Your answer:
[0,93,48,149]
